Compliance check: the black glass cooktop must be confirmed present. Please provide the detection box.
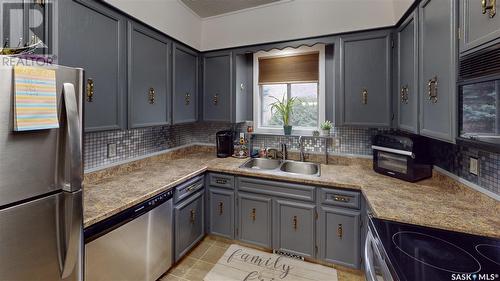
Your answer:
[371,218,500,281]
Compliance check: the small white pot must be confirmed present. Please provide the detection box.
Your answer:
[321,129,330,136]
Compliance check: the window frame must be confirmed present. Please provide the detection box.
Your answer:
[253,44,326,135]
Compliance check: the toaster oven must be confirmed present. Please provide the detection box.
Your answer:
[372,133,432,182]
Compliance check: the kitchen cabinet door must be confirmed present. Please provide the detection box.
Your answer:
[233,53,253,122]
[173,43,198,124]
[237,192,272,249]
[318,206,360,269]
[397,11,419,133]
[203,51,232,122]
[273,199,316,258]
[58,0,126,131]
[175,191,205,262]
[338,30,392,127]
[128,21,170,128]
[460,0,500,54]
[419,0,457,143]
[208,187,234,239]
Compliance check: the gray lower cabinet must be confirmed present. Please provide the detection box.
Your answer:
[208,187,234,239]
[318,206,361,268]
[460,0,500,54]
[237,192,272,249]
[203,51,232,121]
[419,0,457,143]
[173,43,198,124]
[58,0,126,131]
[273,199,316,258]
[128,21,170,128]
[397,10,419,133]
[174,190,205,261]
[338,30,392,127]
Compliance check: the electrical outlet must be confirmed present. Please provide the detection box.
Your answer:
[469,157,478,176]
[107,143,117,158]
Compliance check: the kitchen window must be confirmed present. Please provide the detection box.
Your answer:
[253,45,325,134]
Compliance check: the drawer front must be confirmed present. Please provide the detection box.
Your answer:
[208,187,234,239]
[209,173,235,189]
[237,192,272,249]
[174,191,205,261]
[174,175,204,203]
[319,188,360,209]
[237,177,315,202]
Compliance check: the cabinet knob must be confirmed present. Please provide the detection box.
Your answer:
[361,88,368,105]
[190,209,196,224]
[213,94,219,105]
[148,88,156,104]
[185,92,191,105]
[482,0,496,18]
[427,76,438,103]
[292,216,298,230]
[218,202,224,215]
[400,85,409,104]
[86,78,94,102]
[251,208,256,221]
[337,224,343,239]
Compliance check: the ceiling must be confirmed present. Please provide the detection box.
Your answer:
[181,0,281,18]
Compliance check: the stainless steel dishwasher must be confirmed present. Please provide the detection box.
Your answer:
[84,189,173,281]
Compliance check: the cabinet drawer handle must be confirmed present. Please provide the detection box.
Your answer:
[185,92,191,105]
[361,88,368,105]
[251,208,256,221]
[86,78,94,102]
[213,94,219,105]
[190,209,195,224]
[333,195,350,203]
[148,87,156,104]
[337,224,343,239]
[427,76,438,103]
[482,0,496,18]
[292,216,298,230]
[215,178,228,185]
[218,202,224,215]
[400,85,409,104]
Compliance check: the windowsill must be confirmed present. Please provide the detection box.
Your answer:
[250,130,335,138]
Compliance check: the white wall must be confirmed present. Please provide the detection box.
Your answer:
[392,0,414,23]
[200,0,399,51]
[103,0,202,50]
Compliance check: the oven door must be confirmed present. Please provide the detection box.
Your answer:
[364,229,396,281]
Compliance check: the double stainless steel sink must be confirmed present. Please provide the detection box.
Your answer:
[240,158,321,177]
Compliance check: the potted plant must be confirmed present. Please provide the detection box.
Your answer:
[270,96,299,135]
[320,120,333,136]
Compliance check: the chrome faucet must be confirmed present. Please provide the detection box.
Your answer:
[281,143,288,161]
[298,136,305,162]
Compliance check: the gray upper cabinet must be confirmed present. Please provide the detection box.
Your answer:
[173,43,198,124]
[233,53,253,122]
[208,187,234,239]
[273,199,316,258]
[203,51,232,122]
[419,0,457,143]
[338,30,392,127]
[237,192,272,249]
[128,21,170,128]
[460,0,500,54]
[397,11,419,133]
[58,0,126,131]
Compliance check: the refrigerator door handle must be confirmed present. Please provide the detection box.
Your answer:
[58,191,83,279]
[62,83,82,192]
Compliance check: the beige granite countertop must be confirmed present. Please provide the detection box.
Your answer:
[84,145,500,239]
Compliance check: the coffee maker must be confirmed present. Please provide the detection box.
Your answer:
[216,130,234,158]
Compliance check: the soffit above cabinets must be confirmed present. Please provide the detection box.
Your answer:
[180,0,281,18]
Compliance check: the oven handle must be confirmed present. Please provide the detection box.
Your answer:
[372,145,415,158]
[364,231,378,281]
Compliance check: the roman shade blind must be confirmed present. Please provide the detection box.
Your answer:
[258,52,319,84]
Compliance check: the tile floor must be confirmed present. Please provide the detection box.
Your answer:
[159,236,365,281]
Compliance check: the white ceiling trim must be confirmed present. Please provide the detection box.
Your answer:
[199,0,293,21]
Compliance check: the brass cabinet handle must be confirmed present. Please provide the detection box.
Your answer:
[251,208,256,221]
[333,195,351,203]
[215,178,227,184]
[190,209,195,224]
[213,94,219,105]
[292,216,298,230]
[482,0,496,18]
[427,76,438,103]
[400,85,409,104]
[148,88,155,104]
[337,224,343,239]
[186,183,198,192]
[185,92,191,105]
[361,88,368,105]
[218,202,224,215]
[86,78,94,102]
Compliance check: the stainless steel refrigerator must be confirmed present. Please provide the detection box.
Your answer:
[0,58,83,281]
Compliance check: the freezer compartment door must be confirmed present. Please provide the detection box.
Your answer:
[0,191,83,281]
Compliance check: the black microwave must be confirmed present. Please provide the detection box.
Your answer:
[372,133,432,182]
[458,43,500,152]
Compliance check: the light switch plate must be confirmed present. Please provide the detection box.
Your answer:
[107,143,117,158]
[469,157,478,176]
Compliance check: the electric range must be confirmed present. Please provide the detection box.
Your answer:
[366,217,500,281]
